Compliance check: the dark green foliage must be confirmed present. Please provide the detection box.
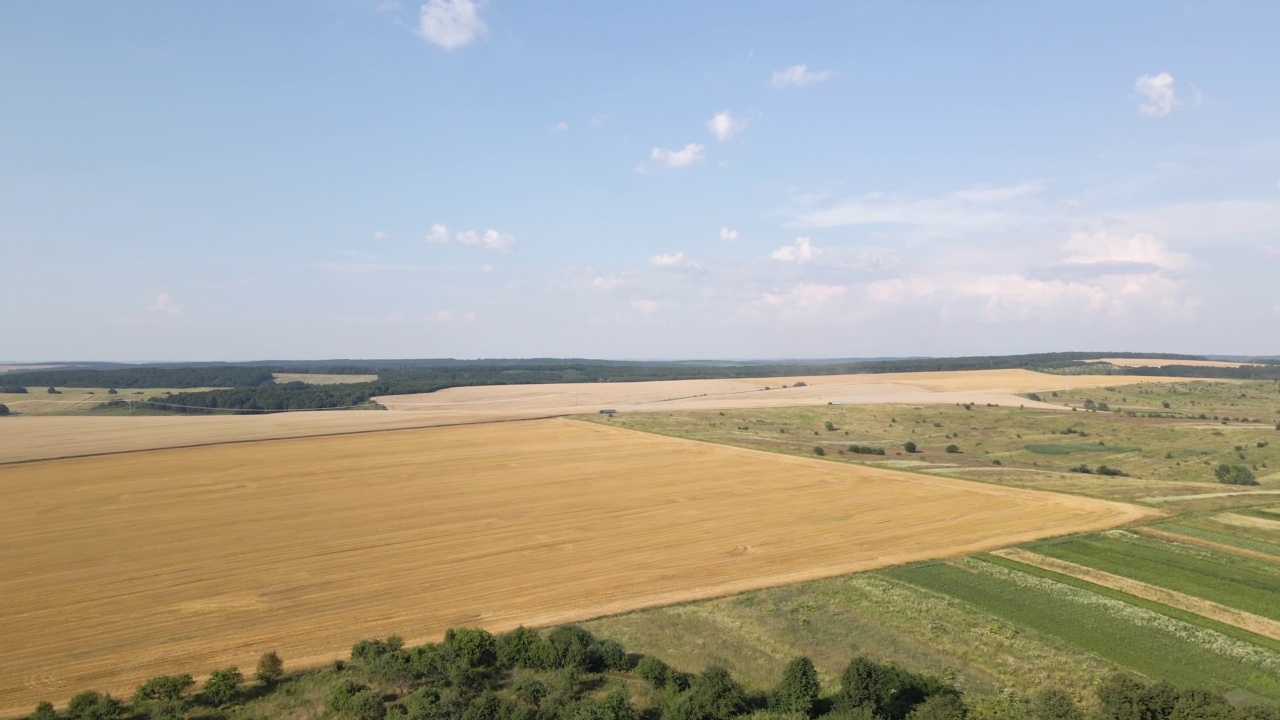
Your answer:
[0,367,277,389]
[47,386,60,394]
[903,441,917,453]
[30,701,57,720]
[579,686,639,720]
[813,446,826,456]
[0,385,27,393]
[255,650,284,685]
[1215,464,1258,485]
[547,625,599,670]
[838,656,958,720]
[445,627,499,669]
[848,445,886,455]
[636,656,676,689]
[498,626,551,669]
[0,403,9,415]
[825,421,836,431]
[66,691,122,720]
[201,667,243,706]
[133,674,194,703]
[1026,393,1043,402]
[771,656,821,717]
[905,694,966,720]
[513,678,548,707]
[944,445,960,454]
[594,639,631,671]
[1030,689,1082,720]
[682,665,749,720]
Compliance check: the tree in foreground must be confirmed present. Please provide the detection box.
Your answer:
[29,702,57,720]
[256,650,285,685]
[0,403,9,415]
[772,656,821,717]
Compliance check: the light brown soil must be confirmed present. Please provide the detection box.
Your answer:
[271,373,378,385]
[0,418,1154,715]
[992,548,1280,640]
[1215,513,1280,532]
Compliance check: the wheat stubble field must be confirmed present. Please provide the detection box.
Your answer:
[0,418,1157,715]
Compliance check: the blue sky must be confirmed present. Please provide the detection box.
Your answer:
[2,1,1278,361]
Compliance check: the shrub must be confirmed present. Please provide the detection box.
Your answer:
[848,445,886,456]
[904,441,917,453]
[1026,393,1042,402]
[636,656,674,688]
[793,381,808,387]
[1215,464,1258,486]
[944,445,960,454]
[47,386,61,394]
[133,674,194,703]
[1,385,27,393]
[202,667,243,706]
[30,702,57,720]
[813,447,826,456]
[1095,465,1127,477]
[825,421,836,431]
[772,656,821,717]
[256,651,285,685]
[0,403,9,416]
[67,691,122,720]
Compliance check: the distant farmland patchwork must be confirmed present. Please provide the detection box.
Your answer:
[0,417,1151,715]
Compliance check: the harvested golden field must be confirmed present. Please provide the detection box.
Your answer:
[0,418,1155,714]
[271,372,378,385]
[1082,358,1260,368]
[376,368,1186,415]
[0,369,1191,464]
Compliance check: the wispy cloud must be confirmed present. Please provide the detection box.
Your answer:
[706,111,745,141]
[418,0,487,50]
[771,236,815,264]
[770,64,833,89]
[1135,72,1179,117]
[631,299,658,316]
[549,121,569,133]
[719,227,740,241]
[373,230,389,241]
[650,251,697,268]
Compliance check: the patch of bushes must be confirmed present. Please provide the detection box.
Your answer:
[0,385,27,393]
[848,445,886,456]
[1215,464,1258,486]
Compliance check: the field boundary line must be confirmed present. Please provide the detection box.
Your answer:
[1215,513,1280,532]
[991,548,1280,641]
[1138,489,1280,503]
[1134,527,1279,563]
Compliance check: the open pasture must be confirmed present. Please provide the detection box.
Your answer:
[271,372,378,385]
[0,418,1152,715]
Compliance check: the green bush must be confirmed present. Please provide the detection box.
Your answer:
[256,651,285,685]
[944,445,960,454]
[202,667,243,706]
[904,441,917,453]
[1215,464,1258,485]
[813,447,826,456]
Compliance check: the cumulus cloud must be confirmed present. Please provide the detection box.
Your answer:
[456,229,516,251]
[425,224,451,243]
[770,64,833,89]
[771,236,816,263]
[650,252,691,268]
[650,143,705,168]
[418,0,487,50]
[1135,72,1179,117]
[148,292,184,315]
[762,282,847,310]
[706,111,746,141]
[549,121,569,133]
[720,227,740,241]
[1061,231,1190,271]
[373,230,389,241]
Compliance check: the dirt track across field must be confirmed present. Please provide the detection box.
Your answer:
[0,418,1155,715]
[0,369,1186,464]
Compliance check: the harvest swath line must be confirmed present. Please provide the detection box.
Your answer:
[0,418,1154,715]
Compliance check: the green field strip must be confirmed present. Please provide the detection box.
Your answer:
[880,560,1280,699]
[980,554,1280,654]
[1234,507,1280,523]
[1150,521,1280,558]
[1027,533,1280,620]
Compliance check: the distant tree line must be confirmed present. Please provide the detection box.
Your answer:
[26,624,1279,720]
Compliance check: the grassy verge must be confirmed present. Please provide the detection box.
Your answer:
[1149,520,1280,558]
[1027,532,1280,620]
[881,558,1280,700]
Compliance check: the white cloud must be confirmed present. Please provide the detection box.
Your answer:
[425,224,451,243]
[719,227,740,241]
[650,252,688,268]
[373,230,389,241]
[771,236,816,263]
[148,292,184,315]
[794,191,1015,236]
[631,299,658,316]
[550,121,569,133]
[1135,72,1179,117]
[706,111,746,141]
[418,0,487,50]
[1260,245,1280,258]
[1060,198,1082,210]
[650,143,705,169]
[762,282,847,309]
[456,228,516,251]
[1062,231,1191,270]
[770,64,833,89]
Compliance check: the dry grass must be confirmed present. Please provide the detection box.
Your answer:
[0,418,1154,715]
